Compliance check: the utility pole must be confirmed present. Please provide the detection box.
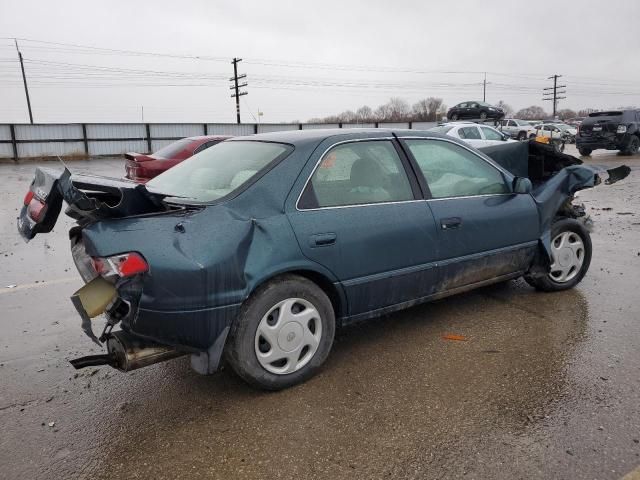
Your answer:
[483,72,487,102]
[542,74,566,119]
[229,58,248,124]
[14,39,33,124]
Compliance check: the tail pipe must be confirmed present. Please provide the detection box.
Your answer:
[70,330,185,371]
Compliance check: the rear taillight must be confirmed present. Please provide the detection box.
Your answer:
[23,190,34,205]
[27,197,47,222]
[92,252,149,278]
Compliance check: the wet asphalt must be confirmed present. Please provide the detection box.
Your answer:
[0,146,639,480]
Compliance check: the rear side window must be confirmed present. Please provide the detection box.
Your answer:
[458,127,481,139]
[405,139,508,199]
[193,140,222,154]
[298,140,414,209]
[147,141,292,203]
[153,138,192,159]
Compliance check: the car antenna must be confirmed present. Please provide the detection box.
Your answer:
[56,155,73,175]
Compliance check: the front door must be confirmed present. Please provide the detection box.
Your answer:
[288,138,440,316]
[401,137,540,291]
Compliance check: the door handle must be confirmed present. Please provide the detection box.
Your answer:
[310,233,337,247]
[441,217,462,230]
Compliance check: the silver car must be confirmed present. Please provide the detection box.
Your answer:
[499,119,537,141]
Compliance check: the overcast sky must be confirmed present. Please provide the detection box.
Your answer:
[0,0,638,123]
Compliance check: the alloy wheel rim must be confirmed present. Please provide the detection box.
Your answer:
[549,231,585,283]
[254,298,322,375]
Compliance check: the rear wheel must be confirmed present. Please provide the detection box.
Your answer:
[578,147,592,156]
[524,218,592,292]
[225,274,335,390]
[517,131,527,141]
[623,135,639,155]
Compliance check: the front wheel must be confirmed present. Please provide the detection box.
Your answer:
[524,218,592,292]
[479,112,487,120]
[517,131,527,141]
[623,135,639,155]
[578,147,592,156]
[450,113,458,121]
[225,274,335,390]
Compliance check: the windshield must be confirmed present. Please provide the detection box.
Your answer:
[153,138,193,159]
[146,141,292,203]
[428,125,454,134]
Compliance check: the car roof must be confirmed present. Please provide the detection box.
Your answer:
[227,128,457,146]
[184,135,233,142]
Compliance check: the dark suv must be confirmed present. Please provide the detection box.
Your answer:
[447,101,505,121]
[576,110,640,156]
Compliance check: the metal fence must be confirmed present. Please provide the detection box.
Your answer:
[0,121,438,160]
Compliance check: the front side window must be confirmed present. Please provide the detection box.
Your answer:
[457,103,467,108]
[404,139,509,199]
[146,141,292,203]
[508,120,517,127]
[299,140,414,209]
[480,126,503,141]
[458,126,481,140]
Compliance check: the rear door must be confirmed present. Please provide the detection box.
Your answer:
[467,103,481,119]
[457,126,484,148]
[287,137,440,316]
[400,137,539,291]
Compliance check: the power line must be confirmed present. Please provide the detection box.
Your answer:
[542,74,566,118]
[230,58,247,123]
[14,39,33,124]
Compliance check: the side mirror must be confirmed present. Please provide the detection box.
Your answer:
[501,133,510,141]
[513,177,532,194]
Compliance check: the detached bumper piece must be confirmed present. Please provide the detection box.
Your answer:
[70,330,185,371]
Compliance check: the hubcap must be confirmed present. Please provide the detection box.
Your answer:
[549,231,585,283]
[254,298,322,375]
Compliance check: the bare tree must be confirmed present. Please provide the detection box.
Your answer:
[356,105,373,122]
[578,108,599,117]
[376,97,411,122]
[337,110,357,123]
[496,100,514,117]
[515,105,548,120]
[557,109,578,120]
[412,97,444,121]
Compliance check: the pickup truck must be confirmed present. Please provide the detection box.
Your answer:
[576,110,640,156]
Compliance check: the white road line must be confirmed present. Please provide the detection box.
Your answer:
[1,277,78,295]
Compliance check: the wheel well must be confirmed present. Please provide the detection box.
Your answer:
[250,270,345,319]
[289,270,344,318]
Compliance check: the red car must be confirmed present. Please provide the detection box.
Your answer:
[125,135,231,183]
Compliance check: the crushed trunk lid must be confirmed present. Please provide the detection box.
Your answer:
[17,166,167,242]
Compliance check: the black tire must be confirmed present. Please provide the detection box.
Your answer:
[451,113,458,121]
[225,274,335,390]
[517,131,527,141]
[524,218,592,292]
[578,147,592,156]
[479,112,487,120]
[623,135,639,156]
